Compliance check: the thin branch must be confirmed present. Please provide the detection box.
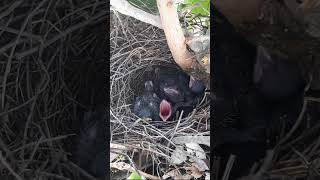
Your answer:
[222,154,236,180]
[0,151,23,180]
[110,0,162,29]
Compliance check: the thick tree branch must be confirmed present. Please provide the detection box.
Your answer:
[156,0,192,69]
[156,0,209,87]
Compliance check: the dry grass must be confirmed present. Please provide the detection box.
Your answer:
[269,99,320,179]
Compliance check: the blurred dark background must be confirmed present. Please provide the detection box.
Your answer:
[0,1,108,179]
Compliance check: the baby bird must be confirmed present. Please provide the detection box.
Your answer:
[133,81,161,121]
[156,68,189,103]
[189,76,206,95]
[155,67,205,121]
[253,46,305,102]
[75,106,106,179]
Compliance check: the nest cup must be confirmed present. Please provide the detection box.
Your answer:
[110,11,210,176]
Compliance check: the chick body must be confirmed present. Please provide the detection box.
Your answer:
[133,81,161,121]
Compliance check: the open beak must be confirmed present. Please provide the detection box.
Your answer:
[159,99,172,121]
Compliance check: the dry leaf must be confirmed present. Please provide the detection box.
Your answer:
[170,145,187,165]
[174,174,193,180]
[185,165,204,178]
[110,152,119,162]
[163,169,181,179]
[191,158,209,171]
[172,136,210,146]
[111,162,132,171]
[185,143,206,159]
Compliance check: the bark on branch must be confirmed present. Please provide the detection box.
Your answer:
[156,0,209,87]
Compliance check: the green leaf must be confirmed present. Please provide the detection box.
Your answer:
[127,171,144,180]
[177,3,188,11]
[180,0,210,16]
[127,0,158,14]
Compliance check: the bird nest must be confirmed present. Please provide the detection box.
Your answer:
[110,11,210,178]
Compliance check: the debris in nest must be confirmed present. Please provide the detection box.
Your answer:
[190,157,209,172]
[172,136,210,146]
[184,165,204,178]
[110,143,127,162]
[185,143,206,159]
[164,160,208,179]
[170,145,187,165]
[168,138,209,179]
[162,169,180,179]
[186,29,210,74]
[163,169,194,180]
[186,31,210,54]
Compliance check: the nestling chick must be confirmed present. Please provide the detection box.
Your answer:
[156,68,188,103]
[253,46,305,102]
[189,75,206,95]
[133,81,161,121]
[155,67,205,121]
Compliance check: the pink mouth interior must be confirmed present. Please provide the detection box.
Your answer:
[159,99,172,121]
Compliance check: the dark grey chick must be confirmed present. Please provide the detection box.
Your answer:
[254,46,305,102]
[133,81,161,121]
[75,106,106,179]
[154,68,188,121]
[154,67,205,121]
[189,75,206,95]
[157,69,187,103]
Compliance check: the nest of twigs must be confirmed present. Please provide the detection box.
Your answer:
[268,99,320,180]
[0,1,107,179]
[110,11,210,179]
